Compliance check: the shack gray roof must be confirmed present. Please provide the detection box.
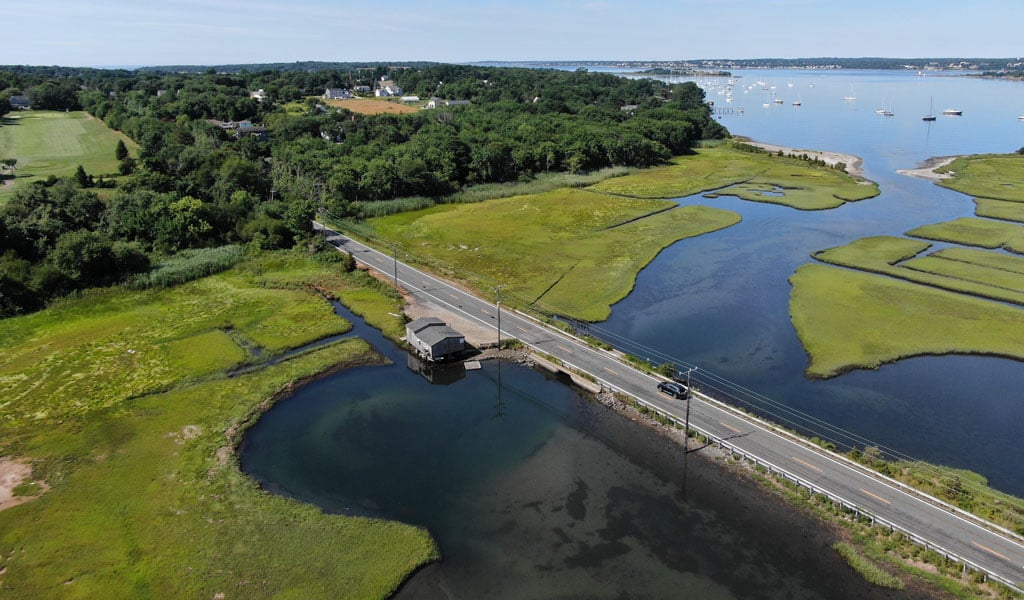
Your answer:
[407,317,463,345]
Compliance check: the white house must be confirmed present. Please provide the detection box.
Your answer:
[323,88,351,100]
[250,89,268,102]
[375,79,403,97]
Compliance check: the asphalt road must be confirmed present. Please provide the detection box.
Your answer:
[321,224,1024,591]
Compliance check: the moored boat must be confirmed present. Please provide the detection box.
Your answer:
[923,97,936,121]
[942,109,963,116]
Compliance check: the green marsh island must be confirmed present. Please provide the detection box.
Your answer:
[790,151,1024,378]
[364,142,879,322]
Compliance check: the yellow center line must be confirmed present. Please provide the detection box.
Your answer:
[718,421,742,434]
[791,456,824,474]
[859,488,891,505]
[557,345,574,354]
[603,367,618,375]
[972,541,1012,563]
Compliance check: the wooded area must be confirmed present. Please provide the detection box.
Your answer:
[0,63,725,316]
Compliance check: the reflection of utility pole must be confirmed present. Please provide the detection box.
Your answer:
[494,358,505,419]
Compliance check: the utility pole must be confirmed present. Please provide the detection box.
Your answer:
[392,242,399,290]
[682,367,697,452]
[314,180,326,242]
[494,285,505,350]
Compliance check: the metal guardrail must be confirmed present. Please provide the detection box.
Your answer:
[506,308,1024,595]
[330,228,1023,595]
[512,306,1024,539]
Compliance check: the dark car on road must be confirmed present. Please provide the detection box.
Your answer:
[657,381,689,399]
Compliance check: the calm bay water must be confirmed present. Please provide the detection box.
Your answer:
[601,69,1024,494]
[242,69,1024,597]
[241,304,907,599]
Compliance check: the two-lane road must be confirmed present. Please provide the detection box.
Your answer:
[321,224,1024,592]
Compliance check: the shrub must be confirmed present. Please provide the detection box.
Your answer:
[127,244,244,290]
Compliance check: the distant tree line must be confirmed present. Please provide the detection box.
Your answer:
[0,63,725,316]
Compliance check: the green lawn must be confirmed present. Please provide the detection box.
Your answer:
[938,154,1024,202]
[906,217,1024,253]
[0,252,436,599]
[588,144,879,209]
[789,263,1024,378]
[369,188,741,321]
[0,110,137,200]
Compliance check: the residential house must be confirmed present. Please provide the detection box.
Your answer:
[8,95,30,110]
[323,88,351,100]
[374,78,402,97]
[234,123,268,142]
[249,89,268,102]
[353,85,372,94]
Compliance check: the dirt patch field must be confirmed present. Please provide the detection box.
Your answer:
[325,98,420,115]
[0,457,41,512]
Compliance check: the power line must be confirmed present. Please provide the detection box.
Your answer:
[324,219,999,499]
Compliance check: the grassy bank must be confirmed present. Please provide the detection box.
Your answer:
[937,154,1024,202]
[368,188,740,321]
[975,198,1024,222]
[790,151,1024,380]
[813,235,1024,307]
[0,110,136,200]
[588,143,879,209]
[907,217,1024,253]
[0,252,436,598]
[789,262,1024,378]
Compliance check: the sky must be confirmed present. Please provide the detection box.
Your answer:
[4,0,1022,67]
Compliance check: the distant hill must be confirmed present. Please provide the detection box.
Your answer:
[133,61,440,74]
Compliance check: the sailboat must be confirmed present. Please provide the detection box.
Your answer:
[842,85,856,101]
[922,97,936,121]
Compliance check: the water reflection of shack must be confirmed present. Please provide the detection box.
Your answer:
[406,352,466,385]
[405,317,466,362]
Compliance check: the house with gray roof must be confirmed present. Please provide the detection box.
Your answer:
[406,317,465,362]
